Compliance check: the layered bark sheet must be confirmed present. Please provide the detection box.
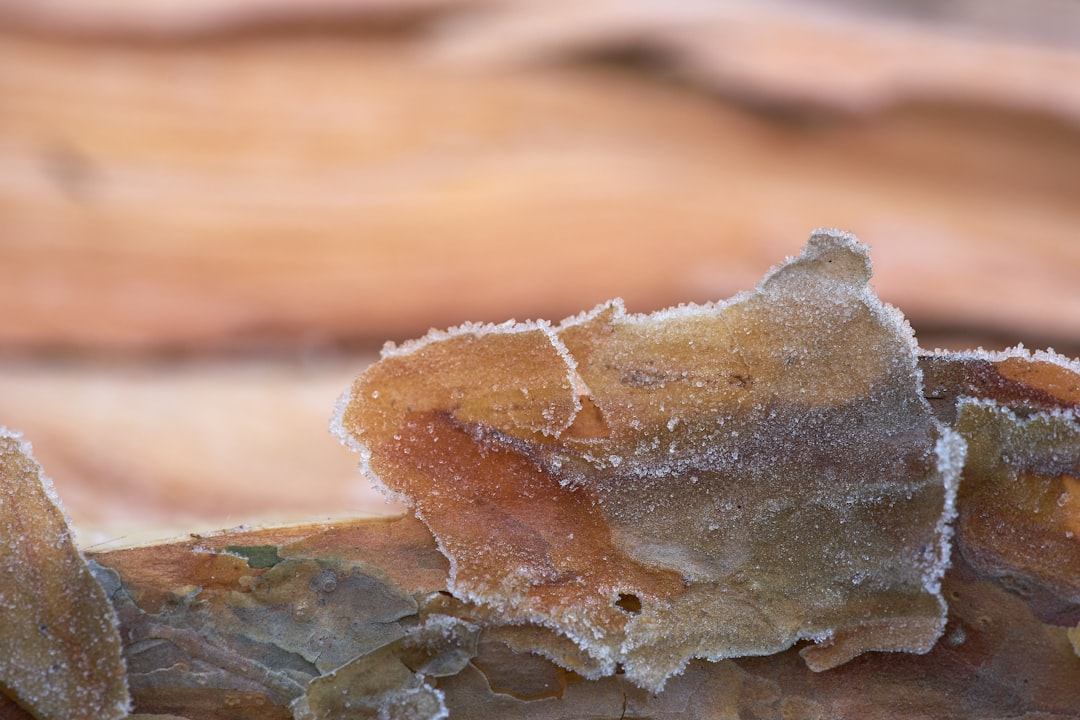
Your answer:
[334,230,964,689]
[0,430,129,720]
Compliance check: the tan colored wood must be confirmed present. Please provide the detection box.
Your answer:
[1,11,1079,352]
[434,0,1080,120]
[0,354,400,544]
[0,0,462,37]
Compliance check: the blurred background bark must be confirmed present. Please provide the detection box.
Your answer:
[1,0,1078,543]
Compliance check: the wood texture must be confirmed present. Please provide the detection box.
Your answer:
[0,356,397,544]
[1,1,1079,353]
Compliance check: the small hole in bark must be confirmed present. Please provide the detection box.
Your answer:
[615,593,642,615]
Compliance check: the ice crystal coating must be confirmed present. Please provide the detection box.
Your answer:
[334,230,963,690]
[0,428,130,719]
[953,398,1080,623]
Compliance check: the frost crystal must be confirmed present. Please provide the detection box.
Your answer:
[336,230,962,691]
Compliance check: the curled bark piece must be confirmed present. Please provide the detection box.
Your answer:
[0,429,130,720]
[335,229,964,690]
[954,397,1080,625]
